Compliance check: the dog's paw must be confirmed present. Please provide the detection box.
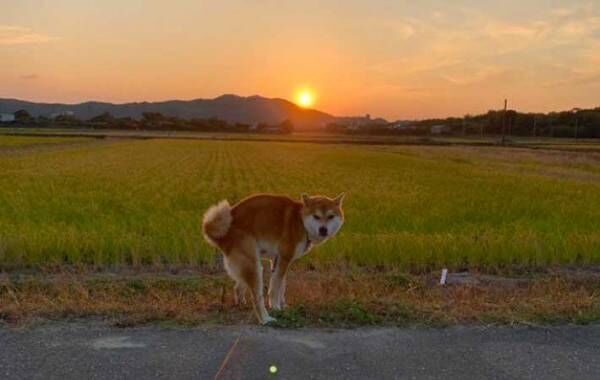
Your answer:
[261,315,277,325]
[270,303,282,311]
[269,297,286,311]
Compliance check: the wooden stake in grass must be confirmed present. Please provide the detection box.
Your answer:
[440,268,448,285]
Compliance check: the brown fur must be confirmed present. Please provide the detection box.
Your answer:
[202,193,344,324]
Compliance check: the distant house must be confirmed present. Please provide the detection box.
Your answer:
[389,121,416,130]
[0,113,15,122]
[261,126,283,134]
[338,114,385,130]
[430,125,450,134]
[50,111,75,119]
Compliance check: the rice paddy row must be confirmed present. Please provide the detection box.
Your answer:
[0,135,92,148]
[0,135,599,270]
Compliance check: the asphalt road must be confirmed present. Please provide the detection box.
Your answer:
[1,321,599,379]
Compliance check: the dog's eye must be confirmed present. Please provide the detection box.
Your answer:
[313,215,320,220]
[327,215,334,220]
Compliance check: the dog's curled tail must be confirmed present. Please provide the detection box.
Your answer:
[202,200,232,247]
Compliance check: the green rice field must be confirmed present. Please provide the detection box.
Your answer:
[0,135,599,270]
[0,135,92,148]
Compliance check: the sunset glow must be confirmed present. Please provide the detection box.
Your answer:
[1,1,599,119]
[296,90,314,108]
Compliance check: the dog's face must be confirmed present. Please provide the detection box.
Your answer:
[301,193,345,243]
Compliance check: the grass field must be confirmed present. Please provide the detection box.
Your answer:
[0,135,92,148]
[0,135,599,270]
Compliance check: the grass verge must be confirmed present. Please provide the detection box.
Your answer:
[2,267,599,328]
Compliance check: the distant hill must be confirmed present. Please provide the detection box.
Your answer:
[0,95,337,130]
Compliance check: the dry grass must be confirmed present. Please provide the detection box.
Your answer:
[2,267,599,327]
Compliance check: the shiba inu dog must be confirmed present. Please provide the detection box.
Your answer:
[202,193,345,324]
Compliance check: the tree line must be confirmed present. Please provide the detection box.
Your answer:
[5,110,294,134]
[5,106,600,138]
[327,106,600,138]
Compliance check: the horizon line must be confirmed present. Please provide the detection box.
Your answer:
[1,95,598,122]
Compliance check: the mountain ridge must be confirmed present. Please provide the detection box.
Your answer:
[0,95,341,130]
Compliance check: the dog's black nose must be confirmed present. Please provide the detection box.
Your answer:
[319,227,328,237]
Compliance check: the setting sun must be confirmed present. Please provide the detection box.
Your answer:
[296,90,314,108]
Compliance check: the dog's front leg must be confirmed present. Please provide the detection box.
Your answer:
[268,256,290,311]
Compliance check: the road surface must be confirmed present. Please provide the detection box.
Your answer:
[1,321,599,379]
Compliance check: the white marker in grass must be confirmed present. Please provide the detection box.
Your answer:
[440,268,448,285]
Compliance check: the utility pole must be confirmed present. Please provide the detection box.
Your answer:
[501,99,507,145]
[572,108,581,143]
[532,117,537,138]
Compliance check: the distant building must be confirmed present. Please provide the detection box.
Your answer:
[339,115,382,129]
[262,126,282,133]
[389,121,410,129]
[430,125,450,134]
[50,111,75,119]
[0,113,15,122]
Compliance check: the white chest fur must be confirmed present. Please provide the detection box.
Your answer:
[256,238,312,261]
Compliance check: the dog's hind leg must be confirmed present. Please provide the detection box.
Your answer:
[233,282,247,306]
[225,238,274,325]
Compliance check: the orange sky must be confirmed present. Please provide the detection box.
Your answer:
[1,1,599,120]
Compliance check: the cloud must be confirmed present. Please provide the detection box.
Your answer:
[362,2,600,97]
[550,8,576,17]
[362,18,416,40]
[393,24,415,39]
[20,74,39,80]
[441,65,506,86]
[485,23,543,39]
[542,66,600,88]
[0,26,57,45]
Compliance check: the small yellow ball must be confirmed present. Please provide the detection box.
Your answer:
[269,365,278,374]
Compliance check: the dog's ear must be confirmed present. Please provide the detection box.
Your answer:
[301,193,311,206]
[333,192,346,206]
